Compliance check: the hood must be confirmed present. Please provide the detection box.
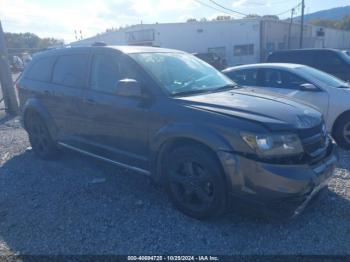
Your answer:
[175,89,322,131]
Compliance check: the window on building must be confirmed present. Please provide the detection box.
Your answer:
[26,56,56,82]
[208,47,226,59]
[52,54,89,88]
[126,29,155,44]
[233,44,254,56]
[266,42,276,53]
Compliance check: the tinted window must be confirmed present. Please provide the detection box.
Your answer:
[91,53,142,94]
[259,68,308,89]
[52,54,89,88]
[282,71,308,89]
[269,51,314,65]
[227,69,258,86]
[26,56,56,82]
[315,51,344,67]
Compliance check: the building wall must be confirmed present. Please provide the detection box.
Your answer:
[311,26,350,49]
[71,18,350,65]
[72,19,262,66]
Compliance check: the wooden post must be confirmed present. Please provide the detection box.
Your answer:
[0,20,18,115]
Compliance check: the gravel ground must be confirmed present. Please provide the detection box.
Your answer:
[0,116,349,255]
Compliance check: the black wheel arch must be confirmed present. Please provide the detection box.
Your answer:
[150,123,235,186]
[22,98,58,140]
[332,110,350,136]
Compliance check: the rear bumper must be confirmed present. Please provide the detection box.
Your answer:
[219,142,338,217]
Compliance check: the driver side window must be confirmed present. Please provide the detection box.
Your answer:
[91,54,122,94]
[260,69,308,89]
[282,71,308,89]
[91,54,143,94]
[260,69,283,88]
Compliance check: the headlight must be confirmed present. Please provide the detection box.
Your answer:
[241,132,304,158]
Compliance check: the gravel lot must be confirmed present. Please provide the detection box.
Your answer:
[0,116,349,255]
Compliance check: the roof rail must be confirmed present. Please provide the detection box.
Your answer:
[92,41,107,47]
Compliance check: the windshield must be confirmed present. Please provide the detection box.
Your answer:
[297,66,349,88]
[339,50,350,62]
[130,52,235,96]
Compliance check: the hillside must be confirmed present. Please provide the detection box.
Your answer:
[303,6,350,22]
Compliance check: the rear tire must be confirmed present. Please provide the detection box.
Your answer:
[333,114,350,150]
[163,145,227,220]
[25,112,60,160]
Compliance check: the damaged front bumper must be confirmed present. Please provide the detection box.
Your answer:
[221,142,338,218]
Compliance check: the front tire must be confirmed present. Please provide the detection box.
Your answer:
[163,145,228,220]
[25,112,60,160]
[333,114,350,150]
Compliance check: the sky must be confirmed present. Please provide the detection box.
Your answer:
[1,0,350,43]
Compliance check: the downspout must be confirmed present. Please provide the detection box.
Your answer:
[259,19,264,63]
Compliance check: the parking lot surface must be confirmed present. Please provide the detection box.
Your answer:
[0,116,349,255]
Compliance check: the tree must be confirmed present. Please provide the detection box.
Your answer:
[309,15,350,31]
[4,32,63,56]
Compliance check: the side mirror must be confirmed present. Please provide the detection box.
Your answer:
[115,79,146,98]
[299,83,318,91]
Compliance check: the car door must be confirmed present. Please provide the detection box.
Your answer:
[314,51,350,81]
[50,52,90,141]
[79,50,151,170]
[21,55,57,118]
[256,68,329,118]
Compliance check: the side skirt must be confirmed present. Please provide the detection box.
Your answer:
[58,142,151,176]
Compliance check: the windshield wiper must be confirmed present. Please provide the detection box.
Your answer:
[172,89,212,97]
[172,84,239,97]
[211,84,240,92]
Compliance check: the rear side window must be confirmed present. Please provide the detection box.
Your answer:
[26,56,56,82]
[315,52,344,67]
[269,51,314,66]
[52,54,89,88]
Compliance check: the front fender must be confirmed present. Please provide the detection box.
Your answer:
[151,122,233,154]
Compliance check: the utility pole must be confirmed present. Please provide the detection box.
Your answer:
[0,20,18,115]
[299,0,305,49]
[288,8,295,49]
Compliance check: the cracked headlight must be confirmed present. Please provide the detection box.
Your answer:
[241,133,304,158]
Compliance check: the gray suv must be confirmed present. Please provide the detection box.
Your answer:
[17,46,337,220]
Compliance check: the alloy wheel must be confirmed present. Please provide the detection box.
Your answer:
[168,160,215,212]
[344,122,350,144]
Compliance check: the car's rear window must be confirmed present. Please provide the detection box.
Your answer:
[25,56,56,82]
[52,54,89,88]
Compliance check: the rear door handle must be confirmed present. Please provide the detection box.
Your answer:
[84,98,96,105]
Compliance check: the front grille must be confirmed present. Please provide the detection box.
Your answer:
[297,123,329,163]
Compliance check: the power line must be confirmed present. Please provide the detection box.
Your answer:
[192,0,237,16]
[269,0,296,5]
[273,1,302,16]
[207,0,248,16]
[195,0,303,19]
